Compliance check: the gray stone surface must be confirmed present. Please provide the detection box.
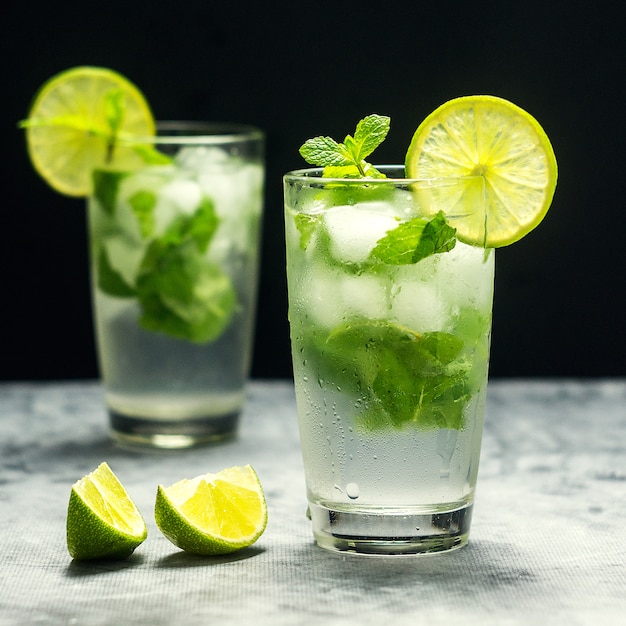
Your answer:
[1,379,625,625]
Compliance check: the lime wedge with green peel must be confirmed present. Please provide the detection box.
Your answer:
[155,465,268,555]
[22,66,156,197]
[67,462,147,560]
[406,95,558,247]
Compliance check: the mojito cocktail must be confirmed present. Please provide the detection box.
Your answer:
[285,169,493,553]
[20,67,265,449]
[285,102,557,554]
[88,124,264,447]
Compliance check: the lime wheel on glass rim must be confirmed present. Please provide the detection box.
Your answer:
[21,66,156,196]
[405,95,558,247]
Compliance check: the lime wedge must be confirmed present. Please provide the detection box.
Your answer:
[155,465,268,555]
[405,95,557,246]
[22,66,156,197]
[67,462,147,560]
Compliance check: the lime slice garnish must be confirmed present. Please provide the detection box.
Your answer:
[22,66,156,197]
[405,95,557,247]
[67,462,147,560]
[155,465,268,555]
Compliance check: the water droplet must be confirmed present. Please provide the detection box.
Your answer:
[346,483,360,499]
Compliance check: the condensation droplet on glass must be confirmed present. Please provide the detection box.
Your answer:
[346,483,360,499]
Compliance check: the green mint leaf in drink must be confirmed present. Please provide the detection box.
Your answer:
[127,190,157,238]
[93,170,126,216]
[299,114,390,177]
[97,247,137,298]
[314,319,474,431]
[137,242,236,344]
[135,204,235,343]
[370,211,457,265]
[158,198,220,253]
[294,213,320,251]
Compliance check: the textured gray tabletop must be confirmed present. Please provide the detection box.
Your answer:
[1,379,625,625]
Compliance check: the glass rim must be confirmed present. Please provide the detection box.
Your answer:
[117,121,264,146]
[284,165,483,185]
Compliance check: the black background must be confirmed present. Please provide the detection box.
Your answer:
[2,1,624,381]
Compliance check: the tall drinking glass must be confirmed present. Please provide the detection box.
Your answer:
[88,123,264,449]
[284,166,494,554]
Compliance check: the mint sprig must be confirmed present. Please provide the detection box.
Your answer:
[299,114,390,177]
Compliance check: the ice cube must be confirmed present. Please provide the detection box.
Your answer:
[324,205,399,265]
[199,164,262,214]
[176,146,230,170]
[390,278,446,333]
[202,164,264,258]
[102,236,145,287]
[340,274,388,320]
[439,243,495,310]
[159,178,203,214]
[299,264,345,329]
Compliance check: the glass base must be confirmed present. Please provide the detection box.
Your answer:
[109,410,240,449]
[308,502,473,555]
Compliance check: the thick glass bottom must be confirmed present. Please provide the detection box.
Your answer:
[308,502,473,555]
[109,410,240,449]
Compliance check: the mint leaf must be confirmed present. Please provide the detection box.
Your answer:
[132,144,174,165]
[136,238,236,343]
[351,115,391,161]
[299,114,390,177]
[370,211,457,265]
[134,202,232,343]
[299,136,352,168]
[322,164,388,179]
[97,247,136,297]
[104,89,126,137]
[417,212,457,260]
[93,170,127,216]
[129,190,157,238]
[160,197,219,253]
[103,89,126,163]
[308,320,475,431]
[294,213,320,250]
